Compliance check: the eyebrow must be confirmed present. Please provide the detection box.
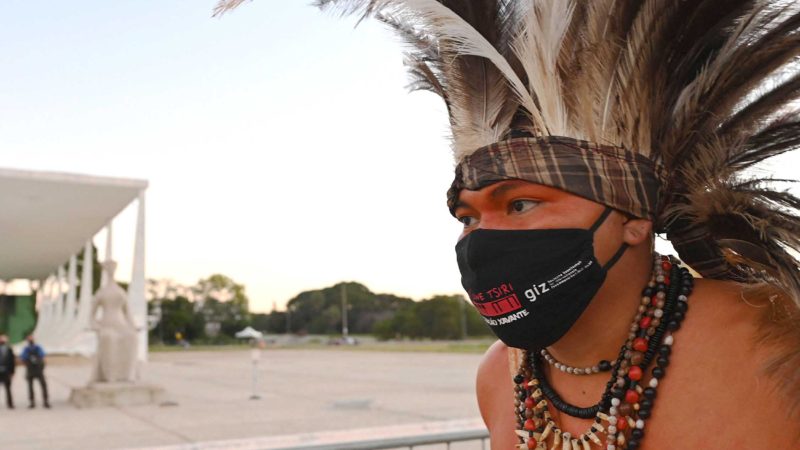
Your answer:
[453,182,530,211]
[453,200,471,211]
[489,181,530,199]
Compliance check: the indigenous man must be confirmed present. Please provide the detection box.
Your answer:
[216,0,800,448]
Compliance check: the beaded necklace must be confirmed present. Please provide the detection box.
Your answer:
[538,255,669,379]
[513,255,693,450]
[539,348,613,376]
[536,256,673,420]
[520,255,666,419]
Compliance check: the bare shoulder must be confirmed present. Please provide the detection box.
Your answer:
[476,339,518,449]
[653,278,800,448]
[476,339,513,419]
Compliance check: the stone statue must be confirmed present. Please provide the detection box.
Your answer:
[90,260,138,383]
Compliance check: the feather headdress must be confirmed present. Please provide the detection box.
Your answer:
[216,0,800,399]
[219,0,800,297]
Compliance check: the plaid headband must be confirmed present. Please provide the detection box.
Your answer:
[445,135,749,280]
[447,136,667,225]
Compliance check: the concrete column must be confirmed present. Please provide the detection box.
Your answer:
[54,266,65,331]
[33,276,54,344]
[102,223,113,286]
[129,190,147,362]
[76,239,94,331]
[64,255,78,334]
[31,278,46,341]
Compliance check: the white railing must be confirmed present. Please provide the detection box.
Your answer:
[131,419,489,450]
[263,428,489,450]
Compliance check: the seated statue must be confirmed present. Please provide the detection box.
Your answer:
[90,260,138,383]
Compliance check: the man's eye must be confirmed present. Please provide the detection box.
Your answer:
[458,216,477,227]
[510,199,538,213]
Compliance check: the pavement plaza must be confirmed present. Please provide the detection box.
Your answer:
[0,349,486,450]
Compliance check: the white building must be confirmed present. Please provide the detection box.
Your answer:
[0,168,148,361]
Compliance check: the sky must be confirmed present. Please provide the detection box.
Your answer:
[2,1,798,312]
[1,1,464,312]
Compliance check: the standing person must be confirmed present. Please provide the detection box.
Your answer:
[20,335,49,409]
[0,334,15,409]
[218,0,800,448]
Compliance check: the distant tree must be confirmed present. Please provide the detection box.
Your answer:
[147,274,252,344]
[251,312,287,334]
[373,294,491,340]
[194,274,251,339]
[146,278,194,302]
[372,318,395,340]
[391,304,424,338]
[194,274,250,316]
[416,295,463,339]
[268,311,288,333]
[285,282,413,335]
[464,298,493,337]
[149,296,205,343]
[147,276,489,345]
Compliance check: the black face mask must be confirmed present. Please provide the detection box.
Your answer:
[455,207,627,350]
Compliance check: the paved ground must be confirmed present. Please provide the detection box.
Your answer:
[0,349,487,450]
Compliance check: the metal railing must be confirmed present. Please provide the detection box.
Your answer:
[268,428,490,450]
[133,419,490,450]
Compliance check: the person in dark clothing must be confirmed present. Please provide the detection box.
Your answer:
[20,335,49,408]
[0,334,15,409]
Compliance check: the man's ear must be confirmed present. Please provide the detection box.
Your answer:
[622,218,653,246]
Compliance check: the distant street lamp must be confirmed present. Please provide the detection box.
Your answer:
[459,297,467,340]
[249,339,264,400]
[341,283,349,340]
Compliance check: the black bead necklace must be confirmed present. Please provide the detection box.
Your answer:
[513,256,694,449]
[535,260,677,419]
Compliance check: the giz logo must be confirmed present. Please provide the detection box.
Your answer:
[524,282,549,302]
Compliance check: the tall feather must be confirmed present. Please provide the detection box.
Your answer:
[316,0,546,159]
[513,0,576,138]
[217,0,800,408]
[212,0,251,17]
[216,0,800,293]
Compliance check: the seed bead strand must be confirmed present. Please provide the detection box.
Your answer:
[538,256,666,378]
[540,348,613,376]
[605,258,693,450]
[513,256,693,450]
[514,256,680,447]
[605,256,683,448]
[514,258,668,446]
[537,255,669,418]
